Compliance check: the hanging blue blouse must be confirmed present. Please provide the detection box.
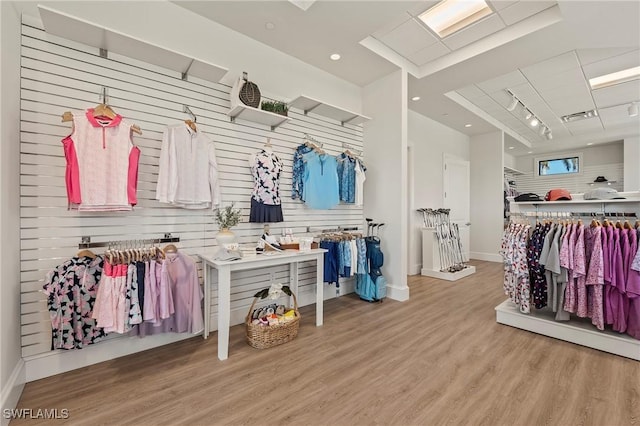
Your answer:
[337,153,356,203]
[291,144,313,200]
[302,151,339,210]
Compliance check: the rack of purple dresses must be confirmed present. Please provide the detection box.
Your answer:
[498,193,640,361]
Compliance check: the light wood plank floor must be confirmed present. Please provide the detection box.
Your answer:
[15,261,640,425]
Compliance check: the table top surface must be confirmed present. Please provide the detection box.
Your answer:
[198,248,327,267]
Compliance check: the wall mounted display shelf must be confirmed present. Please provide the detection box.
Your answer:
[504,166,524,176]
[289,95,371,126]
[38,6,228,83]
[228,104,291,131]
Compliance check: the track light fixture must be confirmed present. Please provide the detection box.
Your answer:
[629,103,639,117]
[504,89,551,139]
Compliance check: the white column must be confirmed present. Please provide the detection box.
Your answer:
[469,131,504,262]
[624,137,640,192]
[1,0,26,415]
[363,69,409,301]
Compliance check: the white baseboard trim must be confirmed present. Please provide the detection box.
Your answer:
[386,284,410,301]
[408,263,422,276]
[25,333,197,382]
[1,359,26,426]
[469,252,502,263]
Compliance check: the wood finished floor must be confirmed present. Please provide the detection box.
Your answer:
[15,261,640,426]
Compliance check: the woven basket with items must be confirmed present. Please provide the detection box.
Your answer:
[239,71,261,108]
[246,284,300,349]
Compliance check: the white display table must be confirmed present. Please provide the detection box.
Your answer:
[198,249,326,360]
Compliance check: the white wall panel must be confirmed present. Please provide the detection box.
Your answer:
[20,22,363,362]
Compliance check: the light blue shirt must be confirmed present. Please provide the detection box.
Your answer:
[302,152,339,210]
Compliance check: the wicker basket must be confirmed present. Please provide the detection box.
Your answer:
[245,292,300,349]
[239,72,261,108]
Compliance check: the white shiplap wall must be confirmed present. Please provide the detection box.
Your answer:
[514,163,624,196]
[20,22,364,359]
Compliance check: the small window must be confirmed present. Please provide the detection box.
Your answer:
[538,156,579,176]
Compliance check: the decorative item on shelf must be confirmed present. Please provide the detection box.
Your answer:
[238,71,261,108]
[261,100,289,116]
[246,283,300,349]
[594,176,608,183]
[214,203,242,246]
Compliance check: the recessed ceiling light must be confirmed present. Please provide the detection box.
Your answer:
[411,96,421,101]
[587,143,594,146]
[589,66,640,89]
[418,0,492,38]
[265,22,276,30]
[527,151,533,154]
[464,124,472,128]
[508,146,515,150]
[330,53,341,61]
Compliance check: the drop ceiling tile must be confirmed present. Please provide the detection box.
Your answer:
[565,119,604,136]
[379,18,438,57]
[487,0,520,11]
[407,1,441,17]
[581,50,640,80]
[576,48,639,66]
[407,41,450,65]
[521,51,580,81]
[592,79,640,108]
[546,96,596,117]
[526,68,588,92]
[498,1,557,25]
[598,104,640,128]
[441,14,505,51]
[371,13,413,39]
[477,70,527,93]
[456,85,487,100]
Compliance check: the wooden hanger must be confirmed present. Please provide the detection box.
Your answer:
[77,249,96,259]
[185,119,197,132]
[615,220,623,229]
[624,220,632,230]
[163,244,178,254]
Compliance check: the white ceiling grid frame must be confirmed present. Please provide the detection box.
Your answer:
[19,20,364,361]
[377,18,440,59]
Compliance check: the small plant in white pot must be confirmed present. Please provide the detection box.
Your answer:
[214,203,242,246]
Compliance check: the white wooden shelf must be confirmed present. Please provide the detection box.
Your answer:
[38,6,228,83]
[515,198,639,205]
[496,300,640,361]
[289,95,371,126]
[228,104,291,131]
[504,166,524,176]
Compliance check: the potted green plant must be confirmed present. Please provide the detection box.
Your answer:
[261,100,288,116]
[214,203,242,246]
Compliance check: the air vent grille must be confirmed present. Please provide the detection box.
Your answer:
[561,109,598,123]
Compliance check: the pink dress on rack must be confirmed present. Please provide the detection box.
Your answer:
[626,230,640,339]
[585,226,605,330]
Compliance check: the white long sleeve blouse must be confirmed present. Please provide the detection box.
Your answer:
[156,123,221,209]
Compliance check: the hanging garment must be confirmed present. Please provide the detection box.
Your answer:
[320,240,339,284]
[528,223,549,309]
[291,144,314,200]
[354,159,366,207]
[62,109,140,211]
[302,152,340,210]
[156,123,221,209]
[336,153,356,203]
[584,225,605,330]
[163,252,204,334]
[543,224,571,321]
[249,149,284,223]
[43,256,107,350]
[500,223,531,313]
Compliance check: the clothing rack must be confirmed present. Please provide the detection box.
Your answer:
[78,233,179,249]
[306,226,360,233]
[510,211,637,219]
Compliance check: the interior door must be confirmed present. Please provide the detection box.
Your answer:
[443,154,471,261]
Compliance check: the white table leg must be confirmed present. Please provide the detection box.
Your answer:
[203,262,210,339]
[316,253,324,326]
[217,265,231,360]
[289,262,299,308]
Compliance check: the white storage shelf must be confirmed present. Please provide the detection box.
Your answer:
[504,166,524,176]
[38,6,228,83]
[289,95,371,126]
[228,104,291,131]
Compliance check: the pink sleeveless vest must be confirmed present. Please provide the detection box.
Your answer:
[62,109,140,211]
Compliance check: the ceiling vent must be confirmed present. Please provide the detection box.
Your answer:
[560,109,598,123]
